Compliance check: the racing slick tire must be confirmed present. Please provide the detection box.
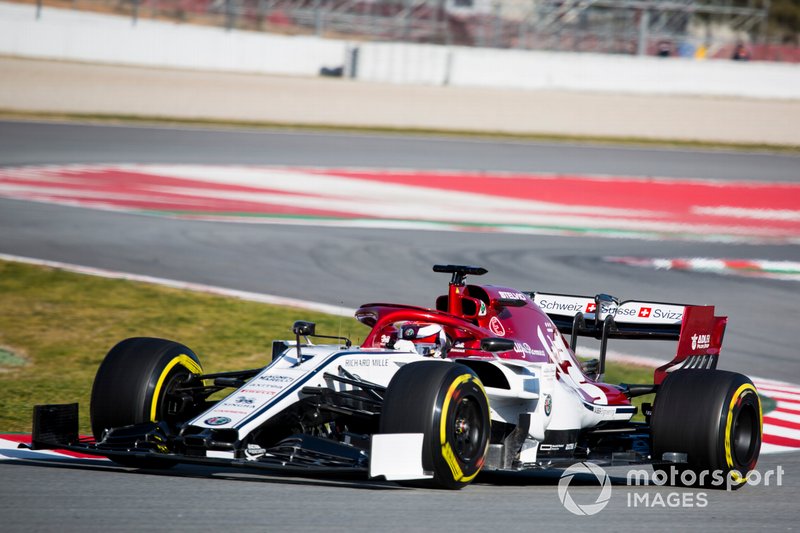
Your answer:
[380,361,490,489]
[90,337,203,468]
[651,369,762,489]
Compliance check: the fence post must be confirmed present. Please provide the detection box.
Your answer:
[257,0,266,30]
[637,8,650,56]
[225,0,235,31]
[443,48,453,86]
[403,0,411,41]
[314,0,323,37]
[760,0,770,44]
[348,46,359,79]
[492,1,502,48]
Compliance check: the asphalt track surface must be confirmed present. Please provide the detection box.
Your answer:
[2,120,800,181]
[1,451,798,531]
[1,120,799,530]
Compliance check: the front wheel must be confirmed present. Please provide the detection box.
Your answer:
[90,337,204,468]
[379,361,490,489]
[651,369,762,488]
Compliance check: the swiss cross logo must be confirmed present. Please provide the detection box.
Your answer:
[638,307,652,318]
[586,303,596,313]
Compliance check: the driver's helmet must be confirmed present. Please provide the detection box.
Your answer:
[395,322,449,357]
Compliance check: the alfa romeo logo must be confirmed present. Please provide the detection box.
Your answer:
[557,462,612,516]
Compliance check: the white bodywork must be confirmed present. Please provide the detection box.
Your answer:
[187,336,636,479]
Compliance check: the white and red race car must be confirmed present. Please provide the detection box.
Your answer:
[32,265,762,489]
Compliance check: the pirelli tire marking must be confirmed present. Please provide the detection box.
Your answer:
[724,383,762,483]
[439,374,490,484]
[150,354,203,422]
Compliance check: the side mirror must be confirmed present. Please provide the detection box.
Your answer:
[293,321,316,337]
[292,321,316,367]
[480,337,516,353]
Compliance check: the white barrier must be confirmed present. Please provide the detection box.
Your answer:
[356,42,451,85]
[357,41,800,99]
[443,46,800,99]
[1,1,799,99]
[0,2,347,76]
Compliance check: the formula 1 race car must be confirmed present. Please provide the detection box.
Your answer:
[31,265,762,489]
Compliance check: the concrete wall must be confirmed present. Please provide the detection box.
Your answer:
[2,1,799,99]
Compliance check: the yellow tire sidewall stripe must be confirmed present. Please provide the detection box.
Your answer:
[439,373,489,483]
[150,354,203,422]
[724,382,761,479]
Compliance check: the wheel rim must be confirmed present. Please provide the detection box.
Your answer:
[452,396,484,462]
[732,402,759,467]
[156,368,193,423]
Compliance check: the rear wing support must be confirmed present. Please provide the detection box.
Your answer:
[527,292,727,385]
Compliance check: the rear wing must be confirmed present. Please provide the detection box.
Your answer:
[527,292,727,385]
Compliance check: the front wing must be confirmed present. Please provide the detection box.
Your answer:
[28,403,656,481]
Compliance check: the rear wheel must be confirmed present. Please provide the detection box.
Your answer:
[651,369,762,488]
[380,361,490,489]
[90,337,204,468]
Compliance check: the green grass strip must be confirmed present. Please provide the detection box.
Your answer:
[0,259,367,433]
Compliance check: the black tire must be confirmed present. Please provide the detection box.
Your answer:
[380,361,490,489]
[651,369,762,489]
[90,337,203,468]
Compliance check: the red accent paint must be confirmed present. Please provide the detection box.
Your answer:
[771,395,800,405]
[655,306,725,385]
[671,259,692,270]
[763,416,800,430]
[723,260,761,271]
[317,169,800,234]
[757,384,800,396]
[762,434,800,448]
[42,448,105,460]
[774,406,800,416]
[0,168,363,219]
[610,257,800,279]
[0,434,31,444]
[0,434,104,459]
[357,285,630,409]
[489,316,506,336]
[2,166,799,239]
